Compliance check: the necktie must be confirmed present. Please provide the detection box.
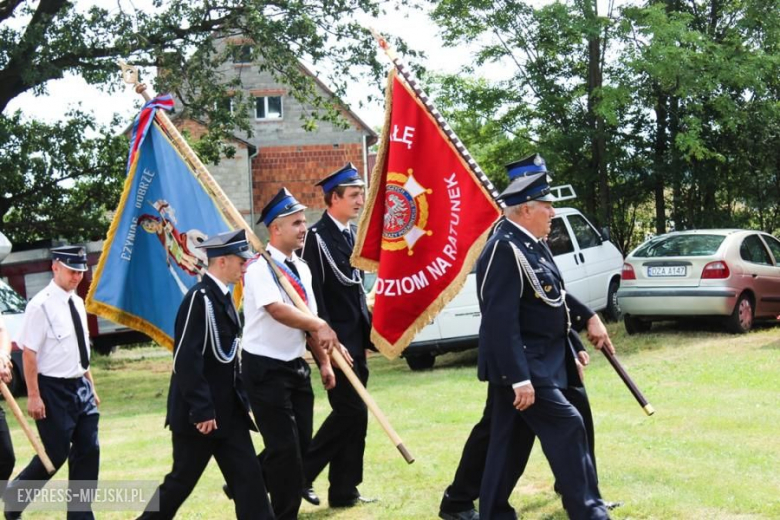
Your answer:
[342,229,354,249]
[68,297,90,370]
[227,291,239,325]
[285,259,300,279]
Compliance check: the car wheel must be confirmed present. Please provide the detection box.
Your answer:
[624,315,651,335]
[726,293,754,334]
[603,279,621,322]
[405,353,436,371]
[7,364,23,397]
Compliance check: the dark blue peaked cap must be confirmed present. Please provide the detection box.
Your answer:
[505,153,548,180]
[315,162,365,194]
[51,246,88,272]
[197,229,254,259]
[498,154,556,206]
[258,187,307,227]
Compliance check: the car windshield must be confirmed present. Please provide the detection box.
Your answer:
[633,234,726,258]
[0,279,26,314]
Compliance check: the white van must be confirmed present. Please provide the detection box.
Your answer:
[0,232,28,394]
[381,201,624,369]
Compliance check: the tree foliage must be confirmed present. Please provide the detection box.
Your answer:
[429,0,780,253]
[0,111,127,243]
[0,0,414,244]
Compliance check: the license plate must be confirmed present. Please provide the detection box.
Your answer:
[647,266,686,277]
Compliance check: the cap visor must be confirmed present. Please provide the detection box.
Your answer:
[60,262,88,272]
[236,250,255,260]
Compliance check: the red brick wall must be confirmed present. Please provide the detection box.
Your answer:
[252,143,366,212]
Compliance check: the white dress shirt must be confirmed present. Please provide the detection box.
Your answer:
[17,280,89,378]
[242,245,317,361]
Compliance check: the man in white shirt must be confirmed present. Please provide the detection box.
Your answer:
[4,246,100,520]
[242,187,340,520]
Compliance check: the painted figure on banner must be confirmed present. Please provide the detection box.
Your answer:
[139,200,208,278]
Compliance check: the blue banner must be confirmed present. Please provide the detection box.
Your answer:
[86,121,232,349]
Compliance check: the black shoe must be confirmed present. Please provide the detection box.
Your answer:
[4,512,21,520]
[302,487,320,506]
[329,494,378,508]
[222,484,233,501]
[605,501,623,510]
[439,509,479,520]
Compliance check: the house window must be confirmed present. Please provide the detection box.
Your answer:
[231,44,252,64]
[216,97,234,114]
[256,96,283,120]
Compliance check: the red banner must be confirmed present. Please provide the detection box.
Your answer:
[352,70,500,358]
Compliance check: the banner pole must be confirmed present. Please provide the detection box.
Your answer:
[118,62,414,463]
[1,382,55,474]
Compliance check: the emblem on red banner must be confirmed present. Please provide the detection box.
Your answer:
[382,169,431,255]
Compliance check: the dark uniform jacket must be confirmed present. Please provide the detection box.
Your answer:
[476,219,594,388]
[302,211,372,357]
[165,274,254,438]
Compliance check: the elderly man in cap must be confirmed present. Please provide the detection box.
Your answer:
[300,163,377,508]
[139,230,273,520]
[439,155,618,520]
[4,246,100,520]
[471,155,614,520]
[242,187,340,520]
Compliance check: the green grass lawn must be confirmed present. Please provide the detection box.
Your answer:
[5,321,780,519]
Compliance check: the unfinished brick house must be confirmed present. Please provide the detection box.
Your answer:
[188,39,378,236]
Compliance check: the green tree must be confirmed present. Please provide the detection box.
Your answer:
[617,0,780,234]
[430,0,635,239]
[0,111,127,243]
[1,0,413,243]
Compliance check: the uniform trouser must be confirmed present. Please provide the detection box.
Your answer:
[243,353,313,520]
[138,423,274,520]
[3,375,99,520]
[479,384,607,520]
[0,407,16,495]
[304,354,368,502]
[440,385,597,514]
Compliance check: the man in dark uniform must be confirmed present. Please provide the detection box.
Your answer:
[0,316,15,494]
[439,155,618,520]
[4,245,100,520]
[300,162,377,508]
[475,160,613,520]
[139,229,274,520]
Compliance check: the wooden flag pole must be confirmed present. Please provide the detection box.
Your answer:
[118,62,414,464]
[0,382,55,474]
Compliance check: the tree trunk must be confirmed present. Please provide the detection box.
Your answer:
[585,0,609,228]
[653,88,668,234]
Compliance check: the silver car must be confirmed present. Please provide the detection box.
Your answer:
[617,229,780,334]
